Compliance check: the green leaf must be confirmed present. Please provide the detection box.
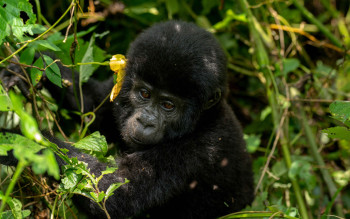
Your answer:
[288,160,316,191]
[0,84,13,111]
[322,127,350,141]
[97,191,106,202]
[165,0,179,18]
[43,149,60,180]
[282,58,300,76]
[79,34,96,83]
[105,179,129,199]
[9,91,43,143]
[7,198,23,219]
[62,169,81,190]
[267,205,280,213]
[0,132,43,156]
[329,101,350,123]
[201,0,218,15]
[0,133,59,179]
[244,134,261,153]
[0,209,30,219]
[0,0,36,44]
[30,57,44,86]
[101,167,118,175]
[73,132,108,155]
[20,47,35,65]
[43,55,62,88]
[33,40,61,51]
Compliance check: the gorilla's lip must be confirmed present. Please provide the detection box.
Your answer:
[130,136,146,145]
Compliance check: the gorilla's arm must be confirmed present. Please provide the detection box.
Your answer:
[80,142,199,218]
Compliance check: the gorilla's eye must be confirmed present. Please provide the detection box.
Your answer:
[140,89,151,99]
[161,101,175,111]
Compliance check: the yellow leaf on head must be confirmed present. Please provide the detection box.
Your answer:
[110,54,127,102]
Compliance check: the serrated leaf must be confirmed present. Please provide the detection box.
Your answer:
[62,169,81,190]
[73,132,108,155]
[322,126,350,141]
[0,84,13,111]
[329,101,350,123]
[43,55,62,88]
[0,0,36,44]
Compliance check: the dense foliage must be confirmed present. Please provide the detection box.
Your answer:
[0,0,349,218]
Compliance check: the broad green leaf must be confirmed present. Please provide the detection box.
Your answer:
[0,0,36,44]
[329,101,350,123]
[0,132,60,179]
[0,84,13,111]
[282,58,300,76]
[30,57,44,86]
[0,132,43,156]
[0,144,12,156]
[322,127,350,141]
[43,55,62,88]
[19,47,35,65]
[42,150,60,179]
[80,34,96,83]
[33,40,61,51]
[73,132,108,155]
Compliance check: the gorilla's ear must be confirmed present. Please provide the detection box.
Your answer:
[204,88,222,110]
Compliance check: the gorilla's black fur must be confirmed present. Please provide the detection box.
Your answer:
[0,21,254,219]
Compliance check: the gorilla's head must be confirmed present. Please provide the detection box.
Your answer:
[115,21,227,149]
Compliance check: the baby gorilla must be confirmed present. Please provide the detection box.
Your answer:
[1,21,254,218]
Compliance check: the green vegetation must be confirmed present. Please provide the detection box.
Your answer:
[0,0,349,218]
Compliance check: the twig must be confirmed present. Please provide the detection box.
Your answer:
[254,108,288,194]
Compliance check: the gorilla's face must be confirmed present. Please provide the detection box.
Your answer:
[121,79,185,148]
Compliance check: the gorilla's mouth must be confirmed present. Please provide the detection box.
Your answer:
[130,136,147,145]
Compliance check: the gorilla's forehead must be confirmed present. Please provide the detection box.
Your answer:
[125,20,227,99]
